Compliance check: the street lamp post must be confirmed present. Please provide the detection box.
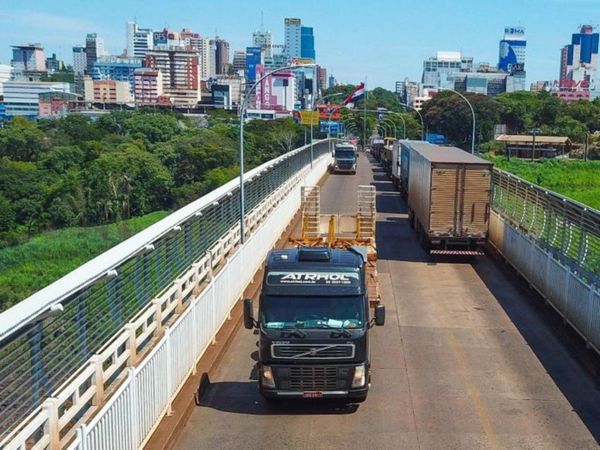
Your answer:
[364,109,406,138]
[440,88,476,154]
[396,100,425,140]
[239,63,315,244]
[381,118,397,139]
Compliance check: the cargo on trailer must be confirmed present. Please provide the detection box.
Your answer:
[405,143,492,255]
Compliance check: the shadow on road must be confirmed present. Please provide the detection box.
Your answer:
[472,253,600,442]
[196,376,360,416]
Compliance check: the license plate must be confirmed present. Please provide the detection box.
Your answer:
[302,391,323,398]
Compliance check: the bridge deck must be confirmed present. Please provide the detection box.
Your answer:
[171,155,599,449]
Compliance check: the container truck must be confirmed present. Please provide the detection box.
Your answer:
[243,247,385,402]
[330,142,358,174]
[405,142,492,255]
[243,186,385,402]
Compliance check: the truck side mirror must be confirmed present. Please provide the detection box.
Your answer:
[374,304,385,326]
[243,298,255,329]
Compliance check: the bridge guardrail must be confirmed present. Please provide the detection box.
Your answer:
[0,140,331,445]
[490,168,600,353]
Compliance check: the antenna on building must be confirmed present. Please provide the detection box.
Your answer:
[261,10,264,29]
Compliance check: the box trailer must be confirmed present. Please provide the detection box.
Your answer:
[406,143,492,255]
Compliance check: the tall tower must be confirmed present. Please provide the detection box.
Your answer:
[498,26,526,73]
[284,18,302,59]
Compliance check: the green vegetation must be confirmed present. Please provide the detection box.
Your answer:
[0,110,305,249]
[0,211,169,309]
[486,156,600,210]
[0,110,307,309]
[322,85,422,144]
[421,90,600,151]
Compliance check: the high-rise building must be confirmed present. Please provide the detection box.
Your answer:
[560,45,569,83]
[212,37,230,75]
[179,29,212,78]
[253,29,273,58]
[284,18,302,59]
[263,53,288,71]
[91,56,142,97]
[498,26,526,73]
[145,48,200,105]
[301,26,315,61]
[45,54,63,72]
[85,33,105,74]
[554,25,600,100]
[72,47,87,75]
[328,75,337,89]
[396,78,421,105]
[0,65,13,97]
[232,50,247,72]
[560,25,599,93]
[317,66,327,92]
[127,21,153,59]
[422,51,473,89]
[134,68,164,105]
[11,44,46,73]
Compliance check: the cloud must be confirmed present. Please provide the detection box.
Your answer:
[0,10,98,34]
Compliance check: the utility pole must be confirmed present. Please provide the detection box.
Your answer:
[584,131,589,162]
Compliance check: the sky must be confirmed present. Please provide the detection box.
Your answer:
[2,0,600,89]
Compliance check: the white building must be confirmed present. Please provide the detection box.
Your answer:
[127,21,153,59]
[3,80,71,117]
[422,51,473,89]
[256,66,296,112]
[284,18,302,59]
[253,29,273,58]
[0,65,13,97]
[72,46,87,75]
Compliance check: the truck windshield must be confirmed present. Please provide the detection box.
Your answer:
[335,150,355,159]
[261,295,364,329]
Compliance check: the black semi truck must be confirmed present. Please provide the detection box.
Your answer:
[244,246,385,402]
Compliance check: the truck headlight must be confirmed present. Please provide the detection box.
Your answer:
[351,364,366,388]
[261,365,276,389]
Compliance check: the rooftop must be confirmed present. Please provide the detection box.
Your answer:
[496,134,571,145]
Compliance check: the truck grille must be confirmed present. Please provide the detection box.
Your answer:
[289,367,339,391]
[271,344,354,359]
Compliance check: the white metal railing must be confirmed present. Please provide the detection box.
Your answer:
[489,210,600,354]
[2,149,332,450]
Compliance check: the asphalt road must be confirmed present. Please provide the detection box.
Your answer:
[173,153,600,450]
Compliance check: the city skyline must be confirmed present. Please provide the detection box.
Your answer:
[1,0,600,89]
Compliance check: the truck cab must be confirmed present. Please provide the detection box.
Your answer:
[244,247,385,402]
[331,142,358,174]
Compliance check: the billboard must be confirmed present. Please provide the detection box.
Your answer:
[297,111,320,125]
[285,18,301,26]
[320,121,344,135]
[245,47,261,82]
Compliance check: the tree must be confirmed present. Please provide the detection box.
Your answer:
[85,145,173,223]
[0,117,46,161]
[421,92,502,149]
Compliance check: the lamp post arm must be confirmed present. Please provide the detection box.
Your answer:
[239,63,315,243]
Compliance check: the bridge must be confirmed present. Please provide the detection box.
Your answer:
[1,139,599,449]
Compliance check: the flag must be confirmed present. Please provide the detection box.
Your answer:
[343,82,366,105]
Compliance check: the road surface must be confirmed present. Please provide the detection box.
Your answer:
[173,153,600,449]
